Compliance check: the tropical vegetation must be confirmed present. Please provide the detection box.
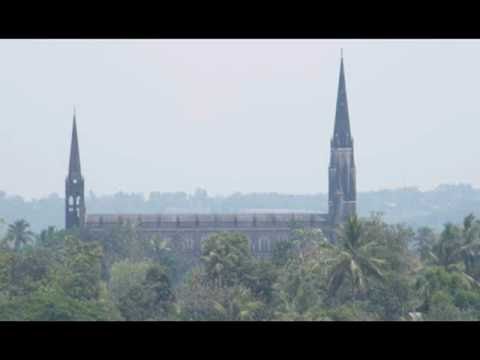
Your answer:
[2,212,480,320]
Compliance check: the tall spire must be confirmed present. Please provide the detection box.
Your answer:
[68,109,81,176]
[332,54,352,148]
[328,52,357,229]
[65,108,85,230]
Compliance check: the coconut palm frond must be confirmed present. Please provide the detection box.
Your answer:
[356,256,385,283]
[349,259,365,292]
[327,259,349,298]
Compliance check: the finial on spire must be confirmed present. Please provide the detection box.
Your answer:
[340,48,343,59]
[73,105,76,119]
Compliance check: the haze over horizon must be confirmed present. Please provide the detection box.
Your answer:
[1,39,479,200]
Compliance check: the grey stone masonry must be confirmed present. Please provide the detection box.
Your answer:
[65,111,85,230]
[328,54,357,225]
[85,213,331,256]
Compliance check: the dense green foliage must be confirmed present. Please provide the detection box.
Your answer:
[2,212,480,321]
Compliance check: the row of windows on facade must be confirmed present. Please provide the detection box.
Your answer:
[178,236,281,252]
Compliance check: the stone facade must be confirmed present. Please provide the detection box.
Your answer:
[65,55,357,255]
[85,213,331,257]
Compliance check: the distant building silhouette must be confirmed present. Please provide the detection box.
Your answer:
[65,110,85,229]
[65,55,357,252]
[329,54,357,225]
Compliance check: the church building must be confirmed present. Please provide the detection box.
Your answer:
[65,55,357,255]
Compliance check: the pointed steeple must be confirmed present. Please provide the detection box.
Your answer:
[328,51,357,228]
[68,109,81,176]
[332,52,352,148]
[65,108,86,230]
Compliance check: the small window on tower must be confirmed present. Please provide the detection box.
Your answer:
[73,179,78,184]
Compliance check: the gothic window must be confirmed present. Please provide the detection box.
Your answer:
[68,196,74,206]
[76,196,81,205]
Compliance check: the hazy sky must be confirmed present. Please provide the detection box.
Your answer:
[0,39,479,199]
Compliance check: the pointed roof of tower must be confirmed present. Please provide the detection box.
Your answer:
[68,109,82,176]
[332,52,353,148]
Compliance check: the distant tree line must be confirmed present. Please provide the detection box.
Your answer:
[0,183,478,233]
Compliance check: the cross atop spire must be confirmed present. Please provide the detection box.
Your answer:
[68,110,81,176]
[332,54,352,148]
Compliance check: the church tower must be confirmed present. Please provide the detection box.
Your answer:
[65,110,85,229]
[328,53,356,225]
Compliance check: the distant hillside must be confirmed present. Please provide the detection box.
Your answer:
[0,183,478,232]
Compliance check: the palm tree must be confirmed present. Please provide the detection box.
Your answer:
[459,214,480,277]
[325,216,385,300]
[426,217,480,275]
[427,223,463,270]
[37,226,57,246]
[201,233,253,289]
[7,219,33,251]
[420,218,480,289]
[212,286,263,321]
